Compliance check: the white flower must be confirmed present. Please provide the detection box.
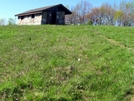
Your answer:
[78,58,81,61]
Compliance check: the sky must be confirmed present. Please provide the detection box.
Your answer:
[0,0,122,20]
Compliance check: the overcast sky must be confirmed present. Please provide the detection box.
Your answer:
[0,0,122,20]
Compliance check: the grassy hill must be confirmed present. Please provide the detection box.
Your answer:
[0,25,134,101]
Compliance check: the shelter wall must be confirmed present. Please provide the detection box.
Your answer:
[18,14,42,25]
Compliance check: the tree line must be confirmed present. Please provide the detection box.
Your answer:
[0,18,16,26]
[65,0,134,26]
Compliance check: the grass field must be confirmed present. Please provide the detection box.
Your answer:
[0,25,134,101]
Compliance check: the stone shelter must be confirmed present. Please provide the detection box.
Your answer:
[15,4,72,25]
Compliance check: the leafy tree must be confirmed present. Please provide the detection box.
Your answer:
[7,18,16,25]
[100,3,116,25]
[89,3,116,25]
[0,18,6,26]
[114,10,124,26]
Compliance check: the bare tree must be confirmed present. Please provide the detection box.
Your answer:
[75,0,92,24]
[88,7,101,25]
[65,6,78,24]
[119,0,134,26]
[66,0,134,26]
[65,0,92,24]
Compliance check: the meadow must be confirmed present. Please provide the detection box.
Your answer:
[0,25,134,101]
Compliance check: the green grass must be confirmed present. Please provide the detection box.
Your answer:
[0,25,134,101]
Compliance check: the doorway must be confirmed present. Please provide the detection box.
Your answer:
[52,12,56,24]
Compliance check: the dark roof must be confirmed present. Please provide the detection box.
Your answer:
[15,4,72,16]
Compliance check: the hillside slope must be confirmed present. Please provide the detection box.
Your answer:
[0,25,134,101]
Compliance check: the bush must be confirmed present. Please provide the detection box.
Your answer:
[86,19,93,25]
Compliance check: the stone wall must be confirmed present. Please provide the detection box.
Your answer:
[18,14,42,25]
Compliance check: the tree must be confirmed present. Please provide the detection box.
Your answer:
[0,18,6,26]
[88,7,101,25]
[65,6,78,24]
[66,0,134,26]
[7,18,16,25]
[75,0,92,24]
[119,0,134,26]
[100,3,116,25]
[114,10,124,26]
[65,0,92,24]
[89,3,116,25]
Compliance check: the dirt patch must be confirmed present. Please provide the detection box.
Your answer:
[131,97,134,101]
[105,38,125,48]
[53,66,75,82]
